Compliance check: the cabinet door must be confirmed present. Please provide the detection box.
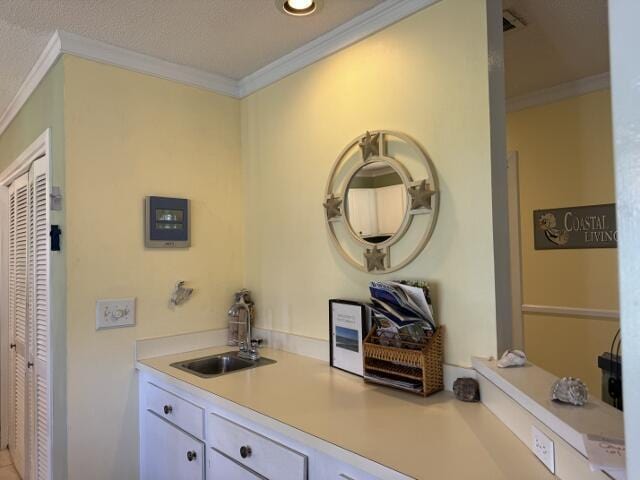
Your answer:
[208,449,265,479]
[142,410,204,480]
[347,188,378,236]
[375,184,406,235]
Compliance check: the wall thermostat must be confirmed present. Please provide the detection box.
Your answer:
[145,196,190,248]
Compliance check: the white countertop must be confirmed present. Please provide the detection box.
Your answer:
[473,357,624,457]
[138,346,554,480]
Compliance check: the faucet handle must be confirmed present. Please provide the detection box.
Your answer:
[250,338,263,350]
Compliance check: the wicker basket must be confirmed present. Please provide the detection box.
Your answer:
[363,326,444,397]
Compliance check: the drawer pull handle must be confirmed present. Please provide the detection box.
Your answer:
[163,405,173,415]
[239,445,252,459]
[186,451,197,462]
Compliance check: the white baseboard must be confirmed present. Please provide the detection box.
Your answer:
[135,327,228,360]
[253,327,329,362]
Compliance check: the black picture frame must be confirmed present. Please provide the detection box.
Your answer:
[329,299,367,377]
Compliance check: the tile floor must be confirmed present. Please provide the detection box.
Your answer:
[0,450,19,480]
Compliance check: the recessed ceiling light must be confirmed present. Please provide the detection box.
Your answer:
[276,0,323,17]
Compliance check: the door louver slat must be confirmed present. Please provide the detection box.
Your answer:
[30,165,50,480]
[7,155,51,480]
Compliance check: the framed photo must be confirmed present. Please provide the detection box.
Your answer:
[329,299,367,376]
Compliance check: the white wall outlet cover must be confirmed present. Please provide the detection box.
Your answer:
[96,298,136,330]
[531,425,555,474]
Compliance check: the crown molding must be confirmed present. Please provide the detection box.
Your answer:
[506,72,610,113]
[0,32,62,137]
[0,2,612,138]
[238,0,440,97]
[0,0,442,136]
[57,31,240,98]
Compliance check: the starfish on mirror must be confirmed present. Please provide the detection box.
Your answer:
[323,194,342,219]
[364,246,386,272]
[358,131,380,160]
[408,180,435,210]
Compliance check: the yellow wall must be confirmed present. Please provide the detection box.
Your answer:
[3,3,504,477]
[507,90,619,396]
[63,56,243,479]
[0,60,68,480]
[241,0,498,367]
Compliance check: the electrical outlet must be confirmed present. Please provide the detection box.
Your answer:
[531,425,555,473]
[96,298,136,330]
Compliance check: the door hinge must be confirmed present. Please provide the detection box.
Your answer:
[50,225,62,251]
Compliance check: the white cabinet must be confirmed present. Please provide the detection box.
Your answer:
[142,410,204,480]
[208,413,307,480]
[139,374,394,480]
[145,382,204,438]
[208,449,265,479]
[347,185,406,239]
[347,188,378,236]
[375,184,406,235]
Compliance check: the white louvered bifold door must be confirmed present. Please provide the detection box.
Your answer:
[28,157,51,480]
[8,171,29,479]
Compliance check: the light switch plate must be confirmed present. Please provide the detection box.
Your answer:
[96,298,136,330]
[531,425,555,473]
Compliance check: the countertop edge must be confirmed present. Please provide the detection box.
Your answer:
[136,360,414,480]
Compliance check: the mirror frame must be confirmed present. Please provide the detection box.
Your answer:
[323,130,439,273]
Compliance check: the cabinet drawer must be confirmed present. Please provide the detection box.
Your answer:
[145,382,204,439]
[208,449,266,479]
[208,413,307,480]
[142,411,204,480]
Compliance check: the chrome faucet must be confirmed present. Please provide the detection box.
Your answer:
[235,300,261,361]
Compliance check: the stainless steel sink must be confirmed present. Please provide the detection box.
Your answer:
[170,350,276,378]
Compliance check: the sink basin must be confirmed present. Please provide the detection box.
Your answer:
[171,350,276,378]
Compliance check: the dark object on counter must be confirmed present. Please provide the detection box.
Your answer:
[598,352,623,411]
[453,378,480,402]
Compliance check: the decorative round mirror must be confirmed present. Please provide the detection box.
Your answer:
[323,130,439,273]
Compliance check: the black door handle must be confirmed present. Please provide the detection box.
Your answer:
[9,344,15,349]
[163,405,173,415]
[186,451,197,462]
[27,362,34,368]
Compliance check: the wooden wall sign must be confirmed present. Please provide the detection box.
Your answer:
[533,204,617,250]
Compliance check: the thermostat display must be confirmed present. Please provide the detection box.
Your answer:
[145,196,190,248]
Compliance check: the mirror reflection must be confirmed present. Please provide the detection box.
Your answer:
[346,161,407,243]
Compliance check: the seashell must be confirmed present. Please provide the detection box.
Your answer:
[169,281,194,307]
[497,349,527,368]
[551,377,588,406]
[453,378,480,402]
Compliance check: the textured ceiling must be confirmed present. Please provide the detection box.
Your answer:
[0,0,381,115]
[503,0,609,98]
[0,0,610,121]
